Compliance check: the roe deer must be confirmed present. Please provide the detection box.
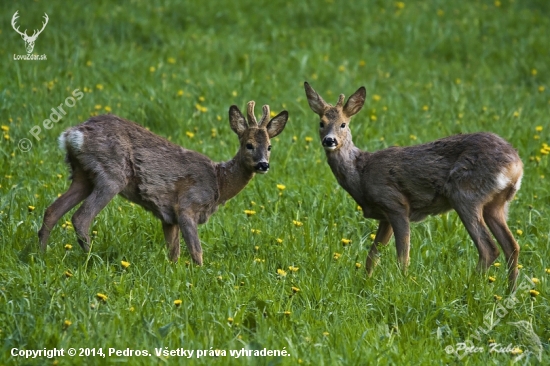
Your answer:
[304,82,523,291]
[38,102,288,264]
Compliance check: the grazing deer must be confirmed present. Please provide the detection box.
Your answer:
[304,82,523,291]
[11,11,49,54]
[38,102,288,265]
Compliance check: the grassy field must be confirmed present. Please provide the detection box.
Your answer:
[1,0,549,364]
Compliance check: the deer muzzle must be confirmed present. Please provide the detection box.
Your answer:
[322,136,338,151]
[255,162,270,174]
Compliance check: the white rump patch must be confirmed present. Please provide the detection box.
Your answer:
[495,171,511,191]
[57,132,67,151]
[514,172,523,192]
[58,129,84,152]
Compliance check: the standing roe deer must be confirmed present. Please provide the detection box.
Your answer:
[38,102,288,265]
[304,82,523,291]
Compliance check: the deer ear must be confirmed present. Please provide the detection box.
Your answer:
[229,105,247,136]
[304,82,328,115]
[343,87,366,117]
[266,111,288,138]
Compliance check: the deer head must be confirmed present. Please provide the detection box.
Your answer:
[304,82,366,152]
[229,101,288,174]
[11,11,49,54]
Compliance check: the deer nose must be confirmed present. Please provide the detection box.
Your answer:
[322,136,338,148]
[255,162,270,173]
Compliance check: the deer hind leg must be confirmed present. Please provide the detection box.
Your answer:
[454,204,500,272]
[366,220,393,276]
[483,194,519,291]
[178,214,203,265]
[162,222,180,262]
[38,172,92,250]
[71,184,121,252]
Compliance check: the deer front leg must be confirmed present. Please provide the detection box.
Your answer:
[162,222,180,262]
[178,214,203,265]
[365,220,393,276]
[387,213,411,273]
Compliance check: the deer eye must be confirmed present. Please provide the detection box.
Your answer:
[246,143,253,150]
[268,145,272,151]
[340,123,346,128]
[319,122,324,128]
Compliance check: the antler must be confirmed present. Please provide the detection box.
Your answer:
[246,101,258,127]
[258,105,270,127]
[31,13,49,38]
[11,11,28,37]
[336,94,345,108]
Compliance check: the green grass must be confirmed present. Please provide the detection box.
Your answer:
[1,0,549,364]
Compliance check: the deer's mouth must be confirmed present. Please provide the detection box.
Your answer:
[322,136,338,151]
[254,162,270,174]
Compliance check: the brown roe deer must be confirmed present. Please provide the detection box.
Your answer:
[304,82,523,291]
[38,102,288,265]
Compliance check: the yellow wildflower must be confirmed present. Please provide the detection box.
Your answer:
[341,238,351,246]
[227,317,234,323]
[422,105,429,111]
[64,244,72,250]
[291,286,300,293]
[121,260,130,269]
[539,86,545,93]
[288,266,299,272]
[96,293,108,302]
[104,106,112,112]
[493,262,501,267]
[284,311,291,316]
[488,276,496,283]
[292,220,303,227]
[149,66,155,73]
[531,277,540,285]
[529,290,539,297]
[535,126,543,132]
[372,94,381,102]
[63,320,72,329]
[277,269,287,277]
[511,347,523,355]
[517,264,523,269]
[305,136,313,143]
[186,131,195,138]
[244,210,256,216]
[167,57,176,64]
[174,299,182,307]
[96,84,104,90]
[493,294,502,301]
[333,252,341,260]
[516,229,523,235]
[276,238,283,244]
[322,332,329,336]
[64,270,73,278]
[1,125,8,132]
[251,229,261,234]
[545,268,550,274]
[355,262,362,269]
[277,184,286,190]
[28,206,35,212]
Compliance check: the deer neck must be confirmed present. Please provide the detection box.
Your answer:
[326,140,364,199]
[216,152,254,204]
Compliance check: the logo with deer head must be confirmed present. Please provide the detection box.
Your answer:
[11,11,49,54]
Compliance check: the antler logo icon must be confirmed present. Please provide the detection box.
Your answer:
[11,11,49,54]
